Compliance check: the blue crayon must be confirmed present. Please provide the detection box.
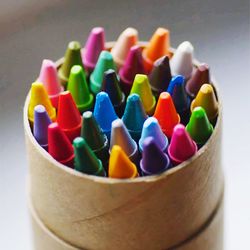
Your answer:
[139,117,169,153]
[33,105,52,150]
[140,137,171,176]
[167,75,190,125]
[93,91,118,140]
[122,94,148,142]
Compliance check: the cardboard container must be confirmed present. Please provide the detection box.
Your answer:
[24,42,224,250]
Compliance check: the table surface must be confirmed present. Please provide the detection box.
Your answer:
[0,0,249,249]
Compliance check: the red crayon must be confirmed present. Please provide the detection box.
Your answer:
[48,123,74,167]
[57,91,82,142]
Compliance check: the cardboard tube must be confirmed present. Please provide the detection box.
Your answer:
[24,42,224,250]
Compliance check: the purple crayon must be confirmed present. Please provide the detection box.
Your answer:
[140,137,171,176]
[119,45,145,96]
[82,27,105,73]
[33,105,52,150]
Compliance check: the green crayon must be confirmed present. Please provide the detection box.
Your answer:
[73,137,106,177]
[67,65,94,113]
[186,107,213,147]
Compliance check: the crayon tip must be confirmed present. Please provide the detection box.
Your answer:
[109,145,138,178]
[67,65,94,113]
[140,137,171,175]
[143,27,170,73]
[28,82,56,124]
[186,107,213,146]
[38,59,63,108]
[48,122,74,167]
[73,137,106,177]
[33,105,52,150]
[111,27,138,68]
[168,124,197,165]
[153,92,180,138]
[82,27,105,72]
[186,63,210,98]
[110,119,138,163]
[148,55,172,96]
[139,117,168,153]
[130,74,156,115]
[167,75,190,124]
[93,92,118,139]
[57,91,82,142]
[102,69,125,116]
[90,51,116,95]
[190,84,219,122]
[119,45,145,95]
[58,41,84,86]
[170,41,194,79]
[122,94,148,142]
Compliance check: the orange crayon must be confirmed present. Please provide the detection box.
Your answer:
[28,82,56,125]
[142,27,170,73]
[154,92,180,138]
[108,145,138,179]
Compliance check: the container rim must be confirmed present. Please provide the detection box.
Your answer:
[23,41,222,184]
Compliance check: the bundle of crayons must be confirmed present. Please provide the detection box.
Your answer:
[27,27,219,178]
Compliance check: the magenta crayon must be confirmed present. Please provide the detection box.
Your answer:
[57,91,82,142]
[48,122,74,168]
[38,59,63,108]
[119,45,145,96]
[82,27,105,73]
[140,137,171,176]
[168,124,197,165]
[33,105,52,150]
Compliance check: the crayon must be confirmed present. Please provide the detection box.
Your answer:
[93,92,118,140]
[168,124,197,165]
[140,137,171,176]
[142,27,170,73]
[111,27,138,68]
[58,41,84,87]
[119,45,145,96]
[89,51,116,95]
[186,107,213,147]
[170,41,194,79]
[57,91,82,142]
[28,82,56,125]
[48,122,74,168]
[139,117,168,153]
[102,69,125,117]
[73,137,106,177]
[33,105,52,150]
[185,63,210,98]
[38,59,63,108]
[148,55,172,98]
[190,84,218,123]
[67,65,94,113]
[108,145,138,178]
[167,75,190,124]
[82,27,105,73]
[110,119,139,165]
[129,74,156,115]
[81,111,109,170]
[122,94,148,142]
[153,92,180,138]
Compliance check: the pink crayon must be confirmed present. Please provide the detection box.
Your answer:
[82,27,105,73]
[168,124,197,165]
[119,45,145,96]
[38,59,63,108]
